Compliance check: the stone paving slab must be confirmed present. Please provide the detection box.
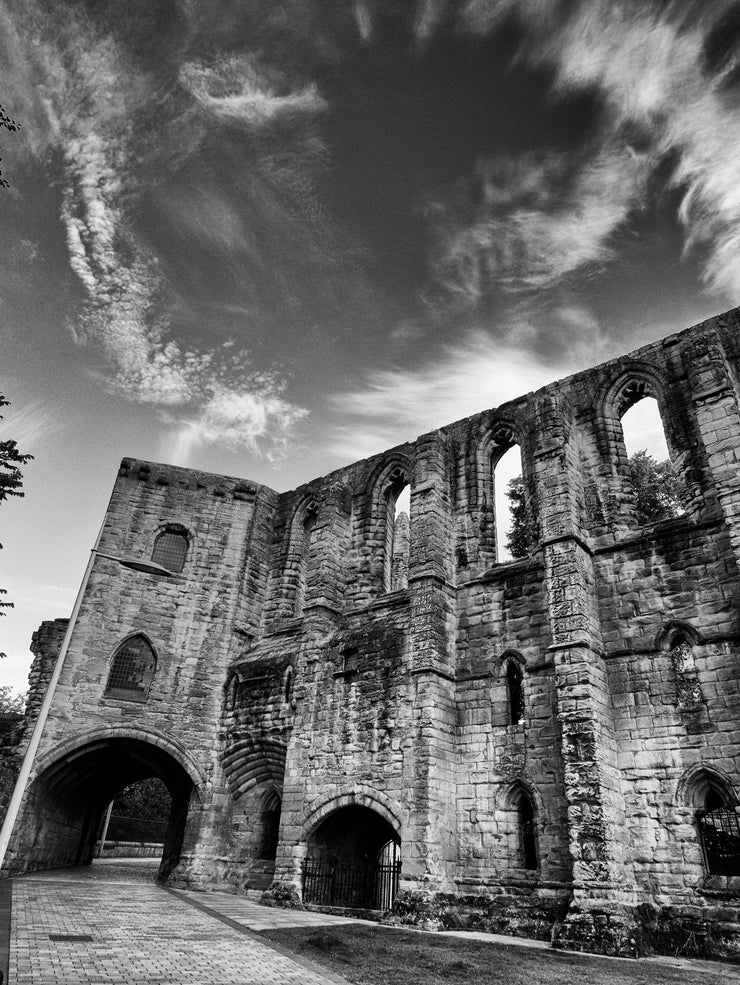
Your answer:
[11,869,352,985]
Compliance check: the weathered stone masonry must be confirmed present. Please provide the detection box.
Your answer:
[4,306,740,959]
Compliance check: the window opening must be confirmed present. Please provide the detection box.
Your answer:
[620,396,686,523]
[151,527,188,573]
[105,635,156,702]
[506,660,525,725]
[384,470,409,592]
[494,443,524,561]
[284,666,294,705]
[294,506,317,616]
[258,791,282,861]
[697,788,740,877]
[518,797,538,870]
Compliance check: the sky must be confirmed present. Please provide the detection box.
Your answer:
[1,0,738,692]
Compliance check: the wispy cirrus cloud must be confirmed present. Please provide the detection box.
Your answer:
[425,143,647,306]
[460,0,740,300]
[327,305,614,461]
[1,1,316,459]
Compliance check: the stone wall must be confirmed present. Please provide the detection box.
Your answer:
[6,306,740,958]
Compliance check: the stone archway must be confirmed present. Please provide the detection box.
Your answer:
[9,733,201,882]
[302,804,401,911]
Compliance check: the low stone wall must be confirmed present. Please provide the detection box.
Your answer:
[99,841,163,859]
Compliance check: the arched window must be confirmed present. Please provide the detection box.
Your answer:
[518,796,538,870]
[283,666,294,705]
[613,381,687,524]
[505,659,525,725]
[104,634,157,702]
[668,632,703,711]
[694,779,740,876]
[501,782,538,871]
[383,467,410,592]
[258,790,282,861]
[490,426,525,562]
[294,501,318,616]
[151,526,189,573]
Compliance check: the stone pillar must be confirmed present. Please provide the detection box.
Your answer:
[533,394,639,956]
[686,330,740,577]
[398,431,458,897]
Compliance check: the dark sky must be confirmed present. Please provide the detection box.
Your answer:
[1,0,738,684]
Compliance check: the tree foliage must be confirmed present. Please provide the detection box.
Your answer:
[1,392,33,657]
[0,685,26,714]
[0,104,20,189]
[113,777,171,823]
[628,449,688,524]
[504,475,528,560]
[504,451,688,557]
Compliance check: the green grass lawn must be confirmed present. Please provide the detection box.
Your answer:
[258,924,740,985]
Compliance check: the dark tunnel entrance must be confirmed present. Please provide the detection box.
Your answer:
[20,736,197,882]
[302,805,401,911]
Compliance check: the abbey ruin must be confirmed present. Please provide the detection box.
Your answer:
[2,307,740,959]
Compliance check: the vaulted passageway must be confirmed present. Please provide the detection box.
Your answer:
[302,805,401,910]
[15,735,199,881]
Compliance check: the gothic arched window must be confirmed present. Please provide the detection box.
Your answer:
[518,795,538,870]
[258,790,282,861]
[694,776,740,876]
[504,658,525,725]
[151,526,189,573]
[104,635,157,702]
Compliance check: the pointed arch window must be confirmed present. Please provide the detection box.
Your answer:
[294,501,318,616]
[104,635,157,702]
[384,467,410,592]
[151,526,189,573]
[694,777,740,876]
[518,796,538,870]
[503,783,538,871]
[258,790,282,861]
[501,653,525,726]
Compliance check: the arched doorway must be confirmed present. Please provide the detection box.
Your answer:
[18,735,199,881]
[302,805,401,910]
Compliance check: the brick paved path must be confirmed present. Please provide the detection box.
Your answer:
[10,861,354,984]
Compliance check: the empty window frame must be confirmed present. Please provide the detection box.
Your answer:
[151,526,189,573]
[505,659,525,725]
[614,382,687,524]
[491,431,525,562]
[382,467,410,592]
[104,635,157,702]
[697,786,740,877]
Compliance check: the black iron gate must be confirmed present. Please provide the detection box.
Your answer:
[302,854,401,910]
[698,808,740,876]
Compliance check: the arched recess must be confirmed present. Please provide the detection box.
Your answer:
[676,765,740,876]
[496,779,540,872]
[302,787,402,910]
[303,785,402,842]
[362,455,412,594]
[288,495,320,616]
[18,728,203,881]
[257,788,282,861]
[500,650,526,726]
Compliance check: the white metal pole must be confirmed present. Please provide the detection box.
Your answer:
[96,800,114,858]
[0,522,104,872]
